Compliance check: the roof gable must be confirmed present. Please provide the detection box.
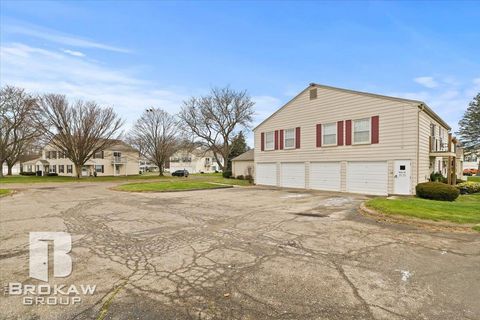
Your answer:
[254,83,450,131]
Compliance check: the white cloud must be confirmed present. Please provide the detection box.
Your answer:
[62,49,85,57]
[0,43,187,129]
[242,95,283,147]
[5,22,130,53]
[387,77,480,134]
[414,76,438,88]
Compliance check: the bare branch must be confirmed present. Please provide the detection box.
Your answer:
[128,108,179,176]
[178,86,254,171]
[36,94,124,178]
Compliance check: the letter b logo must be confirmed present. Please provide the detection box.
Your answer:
[29,232,72,282]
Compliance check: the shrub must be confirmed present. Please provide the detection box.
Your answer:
[416,182,459,201]
[430,172,447,183]
[245,174,254,184]
[236,175,244,180]
[222,170,232,178]
[20,172,36,176]
[46,173,58,177]
[456,181,480,194]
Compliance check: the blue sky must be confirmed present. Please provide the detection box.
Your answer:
[1,0,479,146]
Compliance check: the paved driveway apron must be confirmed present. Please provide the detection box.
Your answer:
[0,183,479,319]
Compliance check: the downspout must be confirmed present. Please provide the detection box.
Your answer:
[417,104,425,185]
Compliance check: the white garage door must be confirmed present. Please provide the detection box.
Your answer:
[256,163,277,186]
[347,161,388,195]
[280,162,305,189]
[309,162,341,191]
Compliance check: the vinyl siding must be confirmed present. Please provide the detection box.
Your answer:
[40,144,139,176]
[254,86,421,194]
[232,160,254,177]
[418,110,450,183]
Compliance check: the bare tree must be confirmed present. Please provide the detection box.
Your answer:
[37,94,124,178]
[129,108,179,176]
[0,86,40,177]
[179,87,255,171]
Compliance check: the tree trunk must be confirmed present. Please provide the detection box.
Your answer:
[7,164,13,176]
[158,166,164,176]
[75,164,82,179]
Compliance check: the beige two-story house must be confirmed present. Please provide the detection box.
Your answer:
[22,139,139,177]
[253,83,460,195]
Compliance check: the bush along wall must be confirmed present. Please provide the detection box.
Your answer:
[456,181,480,194]
[416,182,460,201]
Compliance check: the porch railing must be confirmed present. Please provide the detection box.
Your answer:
[429,134,454,153]
[112,156,127,164]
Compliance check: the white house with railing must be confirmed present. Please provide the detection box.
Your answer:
[169,148,224,173]
[22,139,139,176]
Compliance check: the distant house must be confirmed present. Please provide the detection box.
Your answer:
[232,149,254,178]
[139,158,159,173]
[22,140,139,176]
[463,148,479,170]
[253,83,461,195]
[2,162,21,175]
[169,148,223,173]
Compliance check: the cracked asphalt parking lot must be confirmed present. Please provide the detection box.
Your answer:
[1,182,479,320]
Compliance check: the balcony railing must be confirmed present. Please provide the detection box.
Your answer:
[430,136,448,152]
[112,156,127,164]
[429,135,456,155]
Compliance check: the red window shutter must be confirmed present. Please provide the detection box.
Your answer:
[279,130,284,150]
[337,121,344,146]
[295,127,301,149]
[274,130,279,150]
[371,116,379,144]
[260,132,265,151]
[345,120,352,145]
[316,124,322,147]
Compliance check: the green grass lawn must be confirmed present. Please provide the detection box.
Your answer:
[116,180,233,192]
[0,173,168,184]
[0,172,252,186]
[467,176,480,182]
[116,173,251,192]
[366,194,480,226]
[0,188,12,197]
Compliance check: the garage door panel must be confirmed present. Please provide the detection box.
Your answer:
[280,163,305,188]
[310,162,341,191]
[256,163,277,186]
[347,162,388,195]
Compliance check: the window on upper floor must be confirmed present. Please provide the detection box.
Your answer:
[430,123,436,137]
[93,151,103,159]
[322,122,337,146]
[265,131,274,150]
[353,118,371,144]
[284,128,295,149]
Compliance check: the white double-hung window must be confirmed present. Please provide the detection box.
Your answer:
[322,123,337,146]
[265,131,274,150]
[284,129,295,149]
[353,118,370,144]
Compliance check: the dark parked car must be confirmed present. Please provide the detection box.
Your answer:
[172,170,189,177]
